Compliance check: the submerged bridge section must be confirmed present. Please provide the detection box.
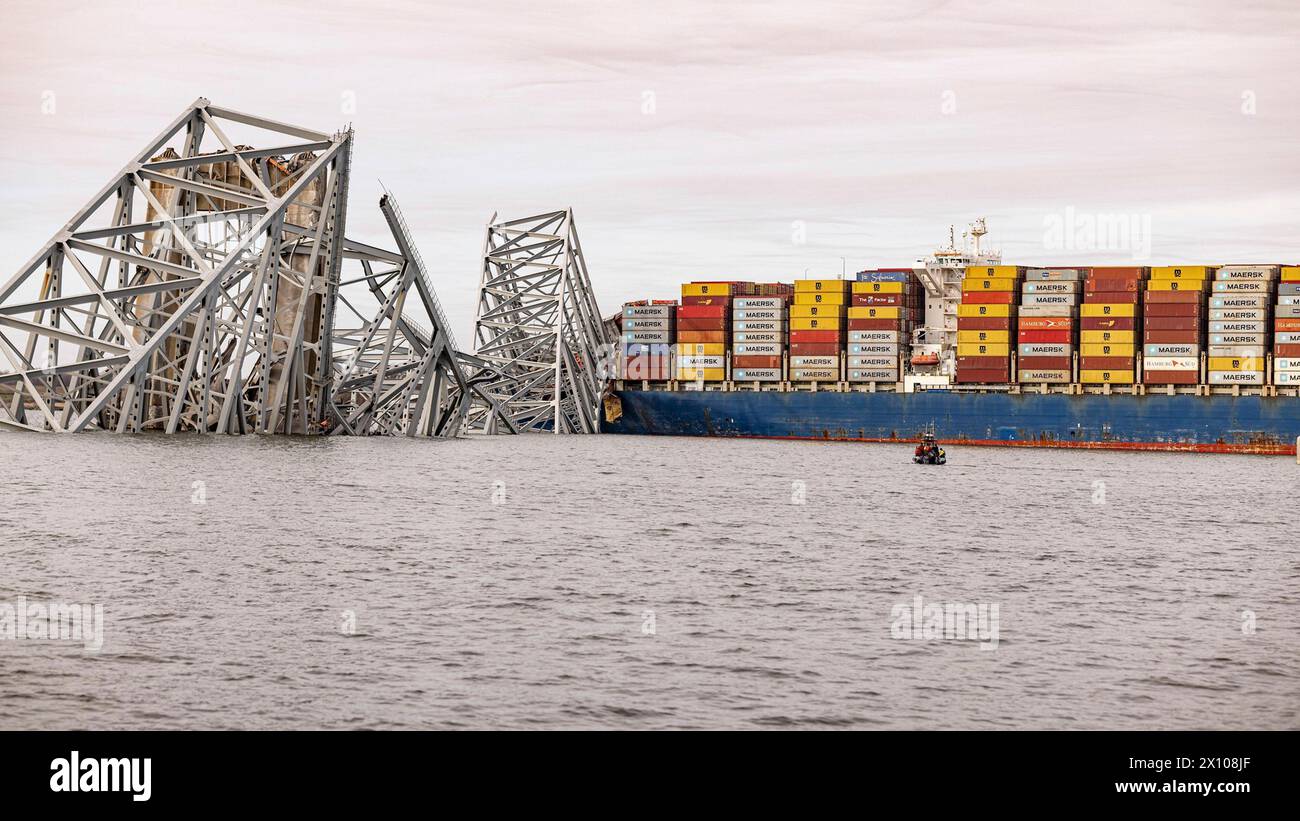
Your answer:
[0,101,611,436]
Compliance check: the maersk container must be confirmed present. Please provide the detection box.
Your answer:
[733,297,784,310]
[1023,282,1080,293]
[848,356,897,369]
[1209,309,1267,321]
[848,343,899,355]
[848,369,898,382]
[1018,369,1071,383]
[1144,343,1198,357]
[733,321,783,332]
[1019,343,1071,357]
[1209,371,1264,385]
[734,342,782,356]
[1213,281,1269,292]
[734,331,782,344]
[1212,295,1270,308]
[1210,321,1266,333]
[848,330,901,343]
[732,368,782,381]
[1275,371,1300,385]
[791,368,839,381]
[791,355,840,368]
[734,309,784,321]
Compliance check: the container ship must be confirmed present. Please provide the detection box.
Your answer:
[604,221,1300,455]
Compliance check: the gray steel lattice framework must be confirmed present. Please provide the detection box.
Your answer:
[0,98,351,433]
[327,193,512,436]
[469,210,612,434]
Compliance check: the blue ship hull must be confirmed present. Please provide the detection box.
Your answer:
[607,388,1300,454]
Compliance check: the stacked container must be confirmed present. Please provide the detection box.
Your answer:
[955,266,1022,383]
[732,283,791,382]
[1208,265,1276,386]
[847,269,913,382]
[1017,268,1082,383]
[620,300,676,380]
[676,281,752,381]
[1139,266,1210,386]
[790,279,848,381]
[1078,266,1143,385]
[1276,267,1300,386]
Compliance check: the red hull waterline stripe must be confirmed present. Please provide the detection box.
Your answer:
[693,432,1296,456]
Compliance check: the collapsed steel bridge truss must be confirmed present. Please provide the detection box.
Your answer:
[327,193,512,436]
[469,210,613,434]
[0,101,606,437]
[0,98,351,433]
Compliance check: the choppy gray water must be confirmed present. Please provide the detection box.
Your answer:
[0,432,1296,730]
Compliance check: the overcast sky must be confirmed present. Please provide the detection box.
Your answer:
[1,0,1296,341]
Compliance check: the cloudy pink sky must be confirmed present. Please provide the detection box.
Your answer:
[1,0,1297,340]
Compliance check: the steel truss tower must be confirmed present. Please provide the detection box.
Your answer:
[328,193,511,436]
[0,98,351,433]
[469,210,612,434]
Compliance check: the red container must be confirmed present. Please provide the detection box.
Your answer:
[1144,290,1204,303]
[1144,330,1202,344]
[962,291,1016,304]
[956,317,1012,331]
[851,294,904,306]
[847,318,905,331]
[1085,278,1140,292]
[676,330,727,344]
[1143,317,1202,331]
[676,317,728,332]
[1143,370,1198,385]
[1083,291,1141,304]
[732,355,782,369]
[788,343,841,356]
[1018,329,1073,344]
[1090,267,1149,277]
[954,368,1010,383]
[680,295,731,307]
[789,330,841,344]
[956,356,1011,369]
[1017,356,1071,370]
[1145,302,1203,316]
[1079,356,1136,370]
[1275,343,1300,356]
[1019,317,1074,330]
[1079,317,1135,331]
[676,304,728,319]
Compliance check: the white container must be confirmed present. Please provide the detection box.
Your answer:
[1144,357,1198,371]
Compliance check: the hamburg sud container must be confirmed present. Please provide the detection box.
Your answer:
[1276,266,1300,386]
[847,269,914,382]
[676,281,756,380]
[620,300,676,380]
[956,265,1023,383]
[1141,266,1211,385]
[1079,266,1145,385]
[732,283,792,382]
[1017,268,1083,384]
[790,279,848,381]
[1207,265,1278,386]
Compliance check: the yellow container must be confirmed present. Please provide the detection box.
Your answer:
[790,304,845,318]
[1208,357,1263,371]
[793,291,848,306]
[851,281,905,294]
[1146,279,1206,292]
[790,317,844,331]
[1080,369,1135,384]
[680,282,733,297]
[847,306,901,320]
[1080,303,1136,317]
[965,265,1022,278]
[794,279,849,293]
[675,343,725,356]
[962,278,1018,292]
[1080,330,1135,344]
[957,330,1010,343]
[957,304,1011,318]
[1080,342,1135,357]
[1150,266,1216,280]
[1282,267,1300,282]
[956,343,1010,357]
[676,368,726,381]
